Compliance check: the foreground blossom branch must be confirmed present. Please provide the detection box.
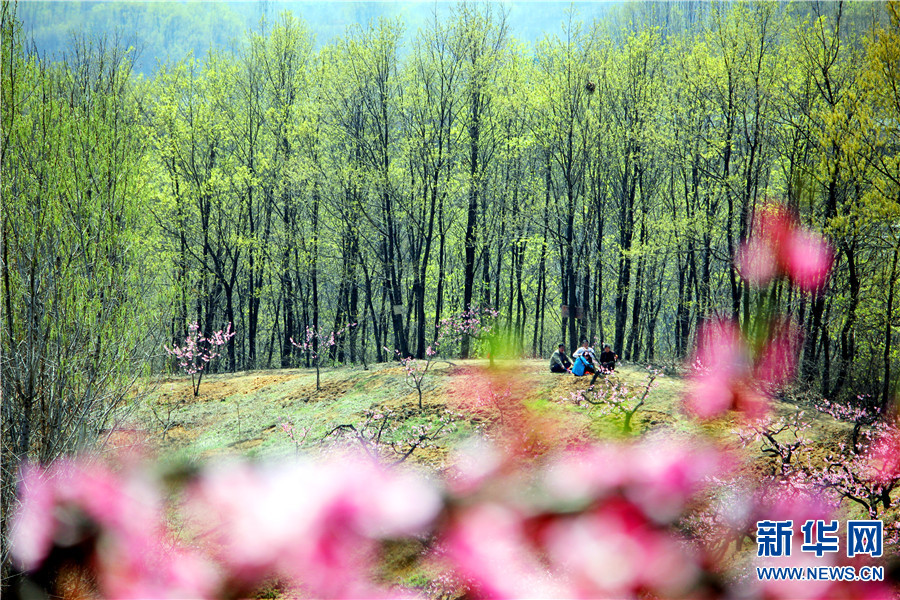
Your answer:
[684,201,830,422]
[6,436,720,599]
[735,202,834,293]
[10,413,898,599]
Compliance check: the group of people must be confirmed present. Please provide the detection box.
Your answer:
[549,339,617,377]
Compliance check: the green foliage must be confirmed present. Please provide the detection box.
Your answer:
[2,6,154,462]
[1,4,160,580]
[8,0,900,452]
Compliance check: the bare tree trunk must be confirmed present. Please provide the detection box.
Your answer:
[882,243,900,411]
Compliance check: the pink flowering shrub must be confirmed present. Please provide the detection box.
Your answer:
[279,418,310,454]
[165,322,235,396]
[565,368,660,433]
[437,307,499,363]
[391,345,438,409]
[322,407,464,464]
[734,394,900,521]
[734,411,813,477]
[816,414,900,519]
[291,323,354,391]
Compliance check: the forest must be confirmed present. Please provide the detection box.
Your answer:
[1,0,900,595]
[4,0,900,452]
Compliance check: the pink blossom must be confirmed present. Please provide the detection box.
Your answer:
[440,503,565,598]
[735,235,779,286]
[186,455,441,595]
[444,438,504,495]
[542,505,700,598]
[782,228,834,292]
[736,202,833,293]
[736,204,795,286]
[683,319,754,419]
[865,427,900,484]
[167,323,234,395]
[626,437,727,522]
[10,459,220,599]
[537,444,629,506]
[684,317,800,420]
[9,464,56,571]
[438,437,726,598]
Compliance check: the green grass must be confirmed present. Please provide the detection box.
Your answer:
[123,359,699,466]
[126,358,862,474]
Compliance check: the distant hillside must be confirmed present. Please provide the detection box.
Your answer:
[16,1,886,76]
[16,1,620,74]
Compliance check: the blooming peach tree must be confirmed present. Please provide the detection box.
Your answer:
[322,407,462,464]
[291,324,354,391]
[164,322,235,396]
[566,367,660,433]
[392,345,437,409]
[815,400,900,519]
[437,307,499,365]
[278,418,310,455]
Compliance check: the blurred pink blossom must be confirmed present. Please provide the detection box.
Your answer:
[11,459,220,599]
[736,203,833,292]
[684,317,802,420]
[440,503,565,599]
[684,319,757,419]
[782,228,834,292]
[185,455,441,596]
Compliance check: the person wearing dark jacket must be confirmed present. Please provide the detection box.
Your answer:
[550,344,572,373]
[599,344,618,371]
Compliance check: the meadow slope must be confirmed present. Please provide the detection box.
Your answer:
[123,359,851,472]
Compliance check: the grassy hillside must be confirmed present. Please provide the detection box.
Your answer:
[123,360,683,462]
[121,359,851,474]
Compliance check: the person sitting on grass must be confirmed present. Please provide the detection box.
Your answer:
[599,344,618,372]
[572,339,597,370]
[549,344,572,373]
[571,339,597,376]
